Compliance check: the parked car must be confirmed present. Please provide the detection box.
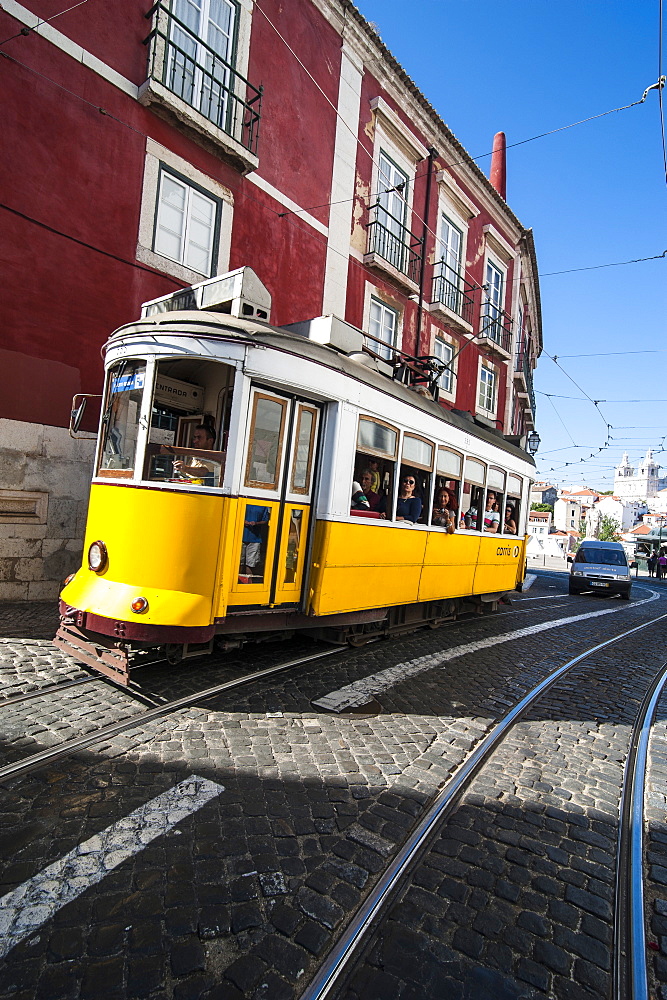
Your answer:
[569,540,631,599]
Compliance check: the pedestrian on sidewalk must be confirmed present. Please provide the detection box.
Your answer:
[648,552,657,577]
[659,552,667,580]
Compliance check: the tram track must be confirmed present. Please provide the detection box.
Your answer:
[299,609,667,1000]
[0,646,344,784]
[0,598,582,779]
[0,592,655,776]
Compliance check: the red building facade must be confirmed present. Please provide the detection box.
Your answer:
[0,0,541,598]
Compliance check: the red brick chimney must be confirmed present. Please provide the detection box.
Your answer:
[490,131,506,200]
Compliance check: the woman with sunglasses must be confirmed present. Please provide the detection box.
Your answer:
[396,473,422,523]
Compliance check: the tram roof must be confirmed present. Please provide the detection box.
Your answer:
[108,311,536,468]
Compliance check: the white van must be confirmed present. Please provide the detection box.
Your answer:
[569,540,631,599]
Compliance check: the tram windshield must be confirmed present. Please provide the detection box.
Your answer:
[98,361,146,477]
[97,357,233,487]
[143,359,232,487]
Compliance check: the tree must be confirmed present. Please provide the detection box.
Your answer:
[598,515,621,541]
[531,503,553,513]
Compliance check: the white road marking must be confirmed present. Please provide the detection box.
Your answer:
[312,592,660,713]
[0,775,224,959]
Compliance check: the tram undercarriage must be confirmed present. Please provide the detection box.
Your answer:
[54,592,506,686]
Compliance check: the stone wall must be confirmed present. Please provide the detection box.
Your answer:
[0,419,96,600]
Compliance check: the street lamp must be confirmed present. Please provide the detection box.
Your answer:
[527,431,541,456]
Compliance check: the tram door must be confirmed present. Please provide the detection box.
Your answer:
[227,388,320,609]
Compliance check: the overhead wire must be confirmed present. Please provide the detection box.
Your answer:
[0,0,92,46]
[658,0,667,181]
[3,0,665,479]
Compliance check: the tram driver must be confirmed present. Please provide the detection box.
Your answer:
[172,423,216,484]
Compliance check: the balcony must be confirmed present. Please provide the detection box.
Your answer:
[478,302,513,357]
[364,205,422,292]
[430,261,475,333]
[515,351,536,416]
[141,2,262,173]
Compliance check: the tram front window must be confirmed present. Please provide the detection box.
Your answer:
[98,361,146,477]
[143,359,233,487]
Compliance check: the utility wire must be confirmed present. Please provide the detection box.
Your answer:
[0,0,92,46]
[2,41,664,299]
[659,0,667,181]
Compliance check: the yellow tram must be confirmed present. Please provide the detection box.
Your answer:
[56,268,535,683]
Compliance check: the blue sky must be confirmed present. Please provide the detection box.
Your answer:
[355,0,666,490]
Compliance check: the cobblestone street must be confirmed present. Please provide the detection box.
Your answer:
[2,573,667,998]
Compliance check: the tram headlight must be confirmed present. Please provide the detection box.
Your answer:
[88,540,108,573]
[131,597,149,614]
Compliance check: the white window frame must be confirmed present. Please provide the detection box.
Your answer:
[154,167,219,276]
[365,97,425,290]
[367,296,399,362]
[477,360,498,416]
[484,258,505,320]
[433,333,456,399]
[168,0,239,130]
[137,139,233,284]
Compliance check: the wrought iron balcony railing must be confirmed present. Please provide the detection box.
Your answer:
[515,347,536,414]
[144,2,262,156]
[431,260,475,326]
[366,204,423,285]
[479,302,513,353]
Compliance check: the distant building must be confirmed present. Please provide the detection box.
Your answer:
[554,496,584,532]
[614,450,667,499]
[528,510,551,536]
[530,482,558,507]
[586,495,647,536]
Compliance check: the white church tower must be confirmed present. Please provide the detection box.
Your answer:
[614,449,664,499]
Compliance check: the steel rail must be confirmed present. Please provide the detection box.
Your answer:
[0,647,342,783]
[613,659,667,1000]
[0,598,583,778]
[300,610,667,1000]
[0,675,99,708]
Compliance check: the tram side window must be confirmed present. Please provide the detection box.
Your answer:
[144,360,232,487]
[400,435,434,525]
[505,474,523,534]
[486,467,506,534]
[98,360,146,478]
[433,447,462,530]
[352,417,398,519]
[460,459,486,530]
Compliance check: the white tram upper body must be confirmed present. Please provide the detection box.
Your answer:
[57,268,536,683]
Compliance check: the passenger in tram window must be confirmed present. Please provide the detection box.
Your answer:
[239,505,270,583]
[463,486,482,529]
[360,470,387,516]
[366,457,381,494]
[350,480,371,510]
[432,487,456,533]
[396,472,422,524]
[504,504,518,534]
[483,491,500,532]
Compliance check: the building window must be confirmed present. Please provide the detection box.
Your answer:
[154,168,220,276]
[368,297,398,361]
[434,338,454,394]
[168,0,239,131]
[143,0,261,163]
[438,216,462,286]
[485,260,503,317]
[478,365,496,412]
[368,151,411,275]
